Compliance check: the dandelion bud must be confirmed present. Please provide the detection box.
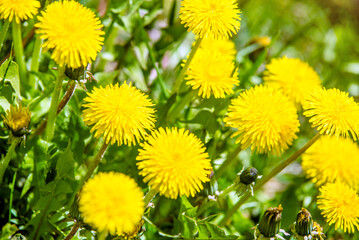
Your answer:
[65,66,85,80]
[257,205,283,238]
[295,208,313,236]
[233,167,259,196]
[2,104,31,137]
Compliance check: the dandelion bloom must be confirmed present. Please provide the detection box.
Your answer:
[224,85,300,154]
[0,0,40,23]
[2,104,31,136]
[200,37,237,57]
[318,182,359,233]
[263,57,322,105]
[179,0,241,39]
[35,1,104,69]
[79,172,145,236]
[82,82,156,146]
[303,88,359,140]
[302,136,359,189]
[137,127,212,199]
[185,39,238,98]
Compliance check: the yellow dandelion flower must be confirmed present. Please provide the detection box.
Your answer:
[179,0,241,39]
[302,136,359,189]
[0,0,40,24]
[224,85,300,154]
[200,37,237,57]
[263,56,322,104]
[79,172,145,236]
[185,40,238,98]
[303,88,359,140]
[318,182,359,233]
[136,127,212,199]
[82,82,156,146]
[35,0,104,69]
[2,104,31,136]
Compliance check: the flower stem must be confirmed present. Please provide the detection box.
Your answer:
[0,19,10,53]
[29,36,42,89]
[167,90,196,122]
[0,138,21,185]
[12,21,27,93]
[172,37,202,94]
[219,133,321,226]
[64,221,80,240]
[144,188,158,207]
[45,65,66,141]
[212,144,242,183]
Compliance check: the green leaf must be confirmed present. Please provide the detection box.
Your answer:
[20,173,33,198]
[0,96,10,112]
[205,222,226,237]
[56,141,75,180]
[179,195,197,218]
[1,223,18,239]
[181,215,198,238]
[0,59,20,97]
[186,110,220,134]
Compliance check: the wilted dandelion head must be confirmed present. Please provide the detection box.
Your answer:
[136,127,212,199]
[35,0,104,68]
[303,88,359,140]
[82,82,156,146]
[224,85,300,154]
[2,104,31,136]
[318,182,359,233]
[79,172,145,236]
[185,39,238,98]
[302,136,359,189]
[0,0,40,23]
[263,56,322,105]
[179,0,241,39]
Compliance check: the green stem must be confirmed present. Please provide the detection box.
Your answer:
[8,171,17,222]
[219,184,236,197]
[172,38,202,94]
[219,133,321,226]
[64,221,80,240]
[0,138,21,185]
[0,19,10,53]
[29,36,42,89]
[12,21,26,94]
[167,90,196,122]
[144,188,158,207]
[213,144,242,183]
[45,65,66,141]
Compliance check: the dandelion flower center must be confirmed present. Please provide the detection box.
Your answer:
[137,127,212,199]
[318,182,359,233]
[303,88,359,140]
[35,0,104,68]
[224,85,300,154]
[0,0,40,23]
[82,82,156,146]
[79,172,145,236]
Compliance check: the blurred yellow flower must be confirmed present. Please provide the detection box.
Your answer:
[82,82,156,146]
[263,56,322,105]
[2,104,31,136]
[35,0,104,68]
[0,0,40,23]
[302,136,359,189]
[303,88,359,140]
[225,85,300,154]
[179,0,241,39]
[318,182,359,233]
[79,172,145,236]
[185,40,238,98]
[137,127,212,199]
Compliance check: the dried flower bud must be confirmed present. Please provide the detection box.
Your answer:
[258,205,283,238]
[295,208,313,236]
[2,104,31,137]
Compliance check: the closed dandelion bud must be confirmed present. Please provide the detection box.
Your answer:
[233,167,259,197]
[258,205,283,238]
[65,66,85,80]
[295,208,313,237]
[2,104,31,137]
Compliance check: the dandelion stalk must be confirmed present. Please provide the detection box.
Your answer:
[144,188,158,207]
[64,221,80,240]
[45,65,66,141]
[172,37,202,94]
[167,89,196,122]
[29,36,42,89]
[0,138,21,185]
[219,133,321,226]
[0,19,10,52]
[12,21,26,92]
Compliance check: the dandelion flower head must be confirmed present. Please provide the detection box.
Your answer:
[137,127,212,199]
[179,0,241,39]
[318,182,359,233]
[2,104,31,135]
[303,88,359,140]
[35,0,104,69]
[79,172,145,236]
[82,82,156,146]
[263,56,322,105]
[224,85,300,154]
[0,0,40,23]
[185,39,238,98]
[302,136,359,189]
